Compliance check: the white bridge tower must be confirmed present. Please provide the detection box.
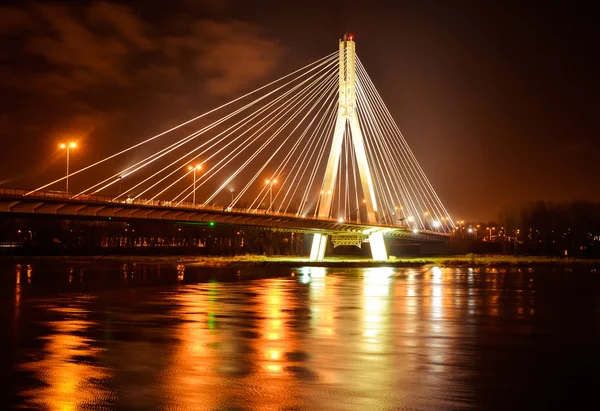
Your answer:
[309,35,388,261]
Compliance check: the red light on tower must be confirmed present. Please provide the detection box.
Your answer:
[348,34,354,41]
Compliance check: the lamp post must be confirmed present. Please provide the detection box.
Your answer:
[188,165,201,205]
[59,142,77,193]
[488,226,495,241]
[265,179,278,212]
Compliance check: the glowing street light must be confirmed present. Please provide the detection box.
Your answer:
[265,179,278,212]
[187,164,201,205]
[488,226,496,241]
[59,141,77,193]
[433,220,441,228]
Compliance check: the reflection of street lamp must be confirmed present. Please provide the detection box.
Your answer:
[187,164,201,205]
[265,179,278,212]
[59,142,77,193]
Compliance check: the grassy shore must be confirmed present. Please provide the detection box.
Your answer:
[1,254,599,268]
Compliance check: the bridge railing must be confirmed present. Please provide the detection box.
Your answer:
[1,187,445,233]
[0,187,347,222]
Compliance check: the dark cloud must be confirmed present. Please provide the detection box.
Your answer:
[0,6,34,33]
[1,1,281,97]
[176,19,282,95]
[0,0,284,185]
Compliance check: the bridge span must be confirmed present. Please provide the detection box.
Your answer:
[0,188,449,246]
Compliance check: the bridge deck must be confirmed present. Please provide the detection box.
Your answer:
[0,188,450,242]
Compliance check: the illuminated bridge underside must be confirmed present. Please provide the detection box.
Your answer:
[0,194,448,243]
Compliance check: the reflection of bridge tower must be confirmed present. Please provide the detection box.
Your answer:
[310,35,388,261]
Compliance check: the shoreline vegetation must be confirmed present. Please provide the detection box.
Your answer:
[1,254,599,268]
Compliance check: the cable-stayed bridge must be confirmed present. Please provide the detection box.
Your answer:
[1,35,454,260]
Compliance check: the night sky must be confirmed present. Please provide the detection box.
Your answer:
[0,0,597,221]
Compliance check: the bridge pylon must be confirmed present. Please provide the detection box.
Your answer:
[310,35,388,261]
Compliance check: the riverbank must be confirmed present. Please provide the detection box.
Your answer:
[1,254,599,268]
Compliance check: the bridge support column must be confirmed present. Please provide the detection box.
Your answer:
[309,233,328,261]
[368,232,388,261]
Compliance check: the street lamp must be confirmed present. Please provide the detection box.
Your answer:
[488,226,496,241]
[59,142,77,193]
[187,164,201,205]
[265,179,278,212]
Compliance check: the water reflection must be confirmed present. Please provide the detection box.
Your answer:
[5,263,597,410]
[18,300,110,410]
[362,267,392,348]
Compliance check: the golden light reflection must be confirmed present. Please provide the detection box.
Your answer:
[307,267,336,337]
[362,267,392,349]
[431,267,443,320]
[252,278,300,408]
[19,303,109,410]
[164,285,219,409]
[265,363,283,373]
[15,264,22,331]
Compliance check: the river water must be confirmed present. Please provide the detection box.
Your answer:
[1,261,599,410]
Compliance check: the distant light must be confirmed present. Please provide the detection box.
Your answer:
[338,218,344,223]
[209,221,215,226]
[265,179,270,184]
[433,221,440,227]
[69,142,77,148]
[412,229,419,234]
[424,211,429,216]
[302,214,306,218]
[407,216,414,222]
[468,228,474,233]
